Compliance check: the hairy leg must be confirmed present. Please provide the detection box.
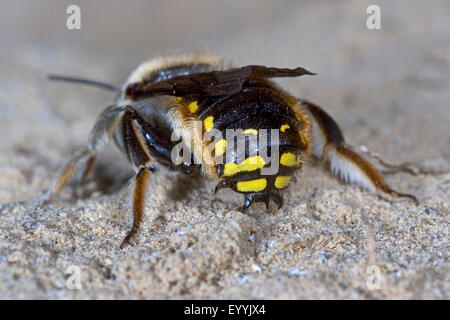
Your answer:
[39,105,125,203]
[358,145,447,175]
[301,99,419,205]
[118,107,168,247]
[42,102,197,247]
[120,166,151,248]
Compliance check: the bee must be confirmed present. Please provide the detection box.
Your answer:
[42,52,419,248]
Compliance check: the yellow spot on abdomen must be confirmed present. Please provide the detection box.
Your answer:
[215,139,227,156]
[237,178,267,192]
[280,152,301,167]
[204,116,214,131]
[275,176,292,189]
[223,156,266,177]
[243,129,258,136]
[188,101,199,113]
[280,124,290,132]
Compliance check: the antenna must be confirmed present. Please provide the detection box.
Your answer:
[48,74,121,94]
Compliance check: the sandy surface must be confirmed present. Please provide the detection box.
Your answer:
[0,0,448,299]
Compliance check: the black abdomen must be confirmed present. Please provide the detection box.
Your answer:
[198,81,308,203]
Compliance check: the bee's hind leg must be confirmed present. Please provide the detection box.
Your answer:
[301,99,419,205]
[358,145,448,175]
[39,105,125,204]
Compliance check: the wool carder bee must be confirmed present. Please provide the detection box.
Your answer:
[42,53,418,248]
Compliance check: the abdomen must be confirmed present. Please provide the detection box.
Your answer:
[198,80,310,203]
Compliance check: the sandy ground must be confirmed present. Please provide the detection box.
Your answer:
[0,0,448,299]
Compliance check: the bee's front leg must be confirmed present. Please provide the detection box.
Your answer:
[39,105,125,204]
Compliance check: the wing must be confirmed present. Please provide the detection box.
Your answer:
[125,65,316,101]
